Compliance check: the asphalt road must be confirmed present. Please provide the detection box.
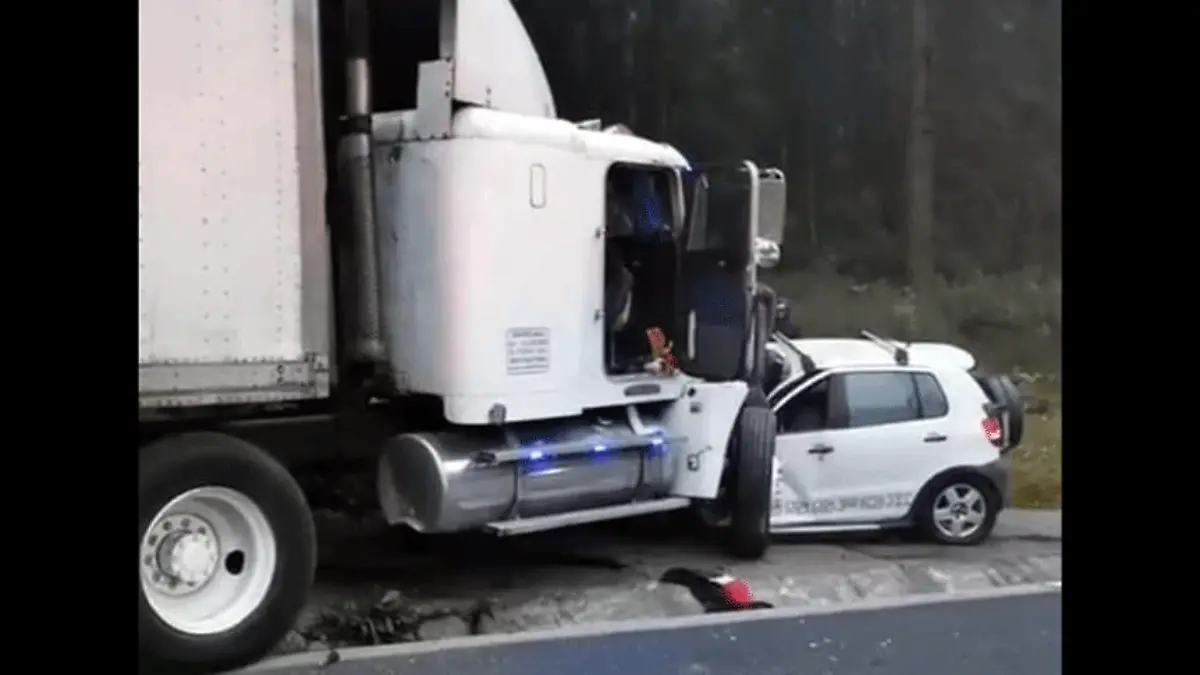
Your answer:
[265,590,1061,675]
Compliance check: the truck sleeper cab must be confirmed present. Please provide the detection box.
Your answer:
[370,107,698,424]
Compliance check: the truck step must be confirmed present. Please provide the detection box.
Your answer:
[483,497,691,536]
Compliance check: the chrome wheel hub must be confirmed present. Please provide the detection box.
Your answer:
[932,484,987,540]
[142,513,219,596]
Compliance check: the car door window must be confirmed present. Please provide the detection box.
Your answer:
[776,378,831,433]
[841,372,920,428]
[913,373,949,418]
[769,369,824,408]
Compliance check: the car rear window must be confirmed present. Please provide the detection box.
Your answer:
[972,373,997,402]
[914,373,949,418]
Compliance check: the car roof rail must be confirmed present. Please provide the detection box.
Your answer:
[860,330,910,366]
[772,331,817,372]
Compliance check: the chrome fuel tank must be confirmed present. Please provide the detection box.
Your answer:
[377,413,680,532]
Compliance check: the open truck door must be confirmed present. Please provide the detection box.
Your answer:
[677,161,786,383]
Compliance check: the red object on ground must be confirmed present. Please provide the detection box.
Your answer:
[657,567,772,612]
[714,575,755,608]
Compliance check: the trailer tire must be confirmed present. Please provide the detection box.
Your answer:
[725,395,776,560]
[138,432,316,674]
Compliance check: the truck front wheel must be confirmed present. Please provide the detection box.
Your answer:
[138,432,316,673]
[725,396,776,560]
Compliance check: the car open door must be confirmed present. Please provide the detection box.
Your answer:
[676,161,761,381]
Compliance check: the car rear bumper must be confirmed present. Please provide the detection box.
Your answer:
[979,457,1012,509]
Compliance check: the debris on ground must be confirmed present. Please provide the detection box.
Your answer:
[299,589,497,647]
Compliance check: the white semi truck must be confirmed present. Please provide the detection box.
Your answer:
[138,0,787,671]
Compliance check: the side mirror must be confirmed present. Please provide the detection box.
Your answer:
[756,168,787,246]
[683,162,780,271]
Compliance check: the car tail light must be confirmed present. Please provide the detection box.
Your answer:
[982,417,1003,446]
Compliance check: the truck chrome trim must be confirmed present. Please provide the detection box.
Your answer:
[138,357,330,408]
[377,419,681,533]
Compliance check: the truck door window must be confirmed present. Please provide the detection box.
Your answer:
[840,372,921,428]
[763,349,792,394]
[604,166,679,375]
[777,378,831,433]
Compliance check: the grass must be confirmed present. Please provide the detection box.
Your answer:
[1009,374,1061,509]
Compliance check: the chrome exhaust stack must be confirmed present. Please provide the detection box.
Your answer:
[338,0,385,365]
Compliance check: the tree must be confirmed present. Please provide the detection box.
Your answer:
[508,0,1059,283]
[906,0,935,325]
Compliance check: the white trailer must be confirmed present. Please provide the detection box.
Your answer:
[138,1,787,671]
[139,0,330,408]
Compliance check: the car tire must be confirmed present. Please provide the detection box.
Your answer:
[139,432,316,674]
[915,474,1000,546]
[725,394,776,560]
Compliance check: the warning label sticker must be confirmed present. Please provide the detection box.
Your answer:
[506,327,551,375]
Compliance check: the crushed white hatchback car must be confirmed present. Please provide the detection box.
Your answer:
[762,332,1024,545]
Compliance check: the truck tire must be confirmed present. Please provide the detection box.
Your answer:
[138,432,316,674]
[725,396,776,560]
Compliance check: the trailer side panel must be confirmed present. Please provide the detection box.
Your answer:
[139,0,330,408]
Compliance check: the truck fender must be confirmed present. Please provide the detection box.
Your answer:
[663,380,749,500]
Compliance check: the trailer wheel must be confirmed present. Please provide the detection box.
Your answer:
[138,432,316,673]
[725,396,776,560]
